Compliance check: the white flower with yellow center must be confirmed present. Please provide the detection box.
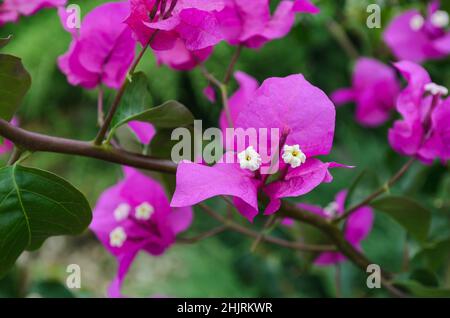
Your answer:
[282,144,306,168]
[114,203,131,221]
[135,202,155,221]
[430,10,449,28]
[324,202,339,218]
[237,146,262,171]
[425,82,448,96]
[410,14,425,31]
[110,227,127,247]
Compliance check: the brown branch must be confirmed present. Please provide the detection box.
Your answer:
[0,119,177,174]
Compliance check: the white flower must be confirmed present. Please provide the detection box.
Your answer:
[410,14,425,31]
[114,203,131,221]
[324,202,339,218]
[237,146,262,171]
[430,10,449,28]
[424,82,448,96]
[135,202,155,221]
[110,227,127,247]
[282,144,306,168]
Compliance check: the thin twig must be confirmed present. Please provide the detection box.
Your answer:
[326,19,359,60]
[7,147,23,165]
[223,45,243,84]
[200,65,234,127]
[198,203,335,252]
[97,86,104,127]
[335,158,415,223]
[177,225,228,244]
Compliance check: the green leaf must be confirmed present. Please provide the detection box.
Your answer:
[409,268,439,287]
[29,280,75,298]
[370,196,431,242]
[111,100,194,133]
[0,54,31,121]
[412,238,450,271]
[0,165,92,278]
[110,72,153,130]
[344,169,367,208]
[394,280,450,298]
[0,36,12,50]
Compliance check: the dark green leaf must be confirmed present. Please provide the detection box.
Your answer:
[409,268,439,287]
[412,238,450,271]
[0,36,12,50]
[394,280,450,297]
[344,169,367,208]
[29,280,75,298]
[111,100,194,135]
[0,165,92,278]
[370,196,431,242]
[0,54,31,121]
[110,72,153,129]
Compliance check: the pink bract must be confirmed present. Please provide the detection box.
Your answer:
[216,0,320,49]
[58,2,137,89]
[383,0,450,63]
[126,0,224,69]
[0,0,66,26]
[331,57,400,127]
[90,167,193,297]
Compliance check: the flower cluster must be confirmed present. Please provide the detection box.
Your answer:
[0,0,66,26]
[332,57,400,127]
[90,166,193,297]
[389,61,449,164]
[58,2,137,89]
[171,74,345,221]
[384,0,450,63]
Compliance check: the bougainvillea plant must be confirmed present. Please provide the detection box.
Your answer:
[0,0,449,298]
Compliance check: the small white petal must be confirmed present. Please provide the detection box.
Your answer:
[431,10,449,28]
[410,14,425,31]
[425,82,448,96]
[238,146,262,171]
[114,203,131,221]
[282,144,306,168]
[135,202,155,221]
[110,227,127,247]
[324,202,339,218]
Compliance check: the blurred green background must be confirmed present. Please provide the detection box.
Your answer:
[0,0,449,298]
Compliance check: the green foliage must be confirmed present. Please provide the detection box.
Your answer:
[0,36,12,49]
[370,196,431,242]
[0,53,31,121]
[0,165,92,278]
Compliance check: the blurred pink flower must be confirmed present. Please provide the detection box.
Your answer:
[383,0,450,63]
[216,0,319,49]
[154,38,212,71]
[128,121,156,145]
[90,167,193,297]
[0,117,18,154]
[58,2,137,89]
[171,74,345,222]
[285,191,374,266]
[389,61,450,164]
[0,0,66,26]
[331,57,400,127]
[126,0,224,69]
